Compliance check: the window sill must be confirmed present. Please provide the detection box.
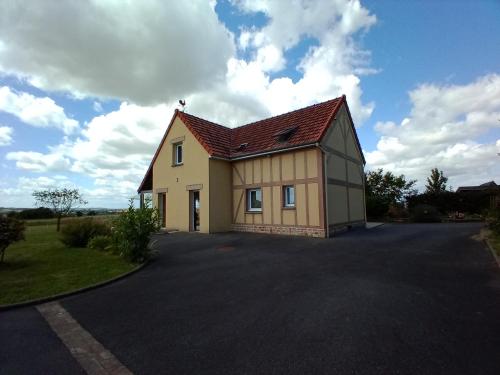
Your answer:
[171,163,184,167]
[282,206,296,210]
[245,210,262,214]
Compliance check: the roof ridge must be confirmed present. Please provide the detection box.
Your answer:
[178,111,229,130]
[234,97,342,130]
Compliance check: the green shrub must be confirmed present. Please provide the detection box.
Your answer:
[410,204,442,223]
[112,199,160,263]
[88,235,113,251]
[60,218,111,248]
[0,215,25,263]
[486,209,500,235]
[387,203,409,219]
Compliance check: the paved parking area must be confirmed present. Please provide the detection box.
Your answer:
[2,223,500,374]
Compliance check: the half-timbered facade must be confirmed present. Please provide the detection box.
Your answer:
[138,95,366,238]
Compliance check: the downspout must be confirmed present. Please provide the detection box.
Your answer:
[317,143,330,238]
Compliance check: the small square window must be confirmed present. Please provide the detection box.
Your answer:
[174,143,183,165]
[247,188,262,211]
[283,185,295,207]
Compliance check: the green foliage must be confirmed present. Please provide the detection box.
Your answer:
[88,235,113,251]
[407,191,491,215]
[60,218,111,248]
[15,207,54,220]
[112,199,160,263]
[486,209,500,235]
[33,188,87,231]
[0,216,26,263]
[365,169,417,219]
[410,204,442,223]
[425,168,449,194]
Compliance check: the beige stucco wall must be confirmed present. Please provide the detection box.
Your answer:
[152,117,210,232]
[209,159,232,232]
[321,103,366,227]
[231,148,323,229]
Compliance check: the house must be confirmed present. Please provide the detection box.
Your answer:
[138,95,366,238]
[457,181,500,209]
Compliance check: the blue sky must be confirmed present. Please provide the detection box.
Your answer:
[0,0,499,207]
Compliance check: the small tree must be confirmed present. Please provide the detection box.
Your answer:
[112,198,160,263]
[365,169,417,218]
[425,168,448,194]
[0,216,25,263]
[32,188,87,231]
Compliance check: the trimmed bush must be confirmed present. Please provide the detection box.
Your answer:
[60,218,111,248]
[88,235,113,251]
[410,204,442,223]
[112,199,160,263]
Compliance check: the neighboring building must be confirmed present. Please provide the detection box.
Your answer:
[138,96,366,238]
[457,181,500,209]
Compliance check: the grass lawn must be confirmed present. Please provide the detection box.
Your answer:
[0,224,136,306]
[489,232,500,257]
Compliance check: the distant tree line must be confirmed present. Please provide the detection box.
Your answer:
[365,167,495,221]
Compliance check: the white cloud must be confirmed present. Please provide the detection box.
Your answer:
[0,1,234,105]
[0,86,78,134]
[220,0,377,125]
[0,0,376,127]
[0,125,13,146]
[366,74,500,189]
[5,102,172,204]
[6,150,72,172]
[1,0,379,207]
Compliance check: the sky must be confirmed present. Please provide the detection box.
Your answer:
[0,0,499,208]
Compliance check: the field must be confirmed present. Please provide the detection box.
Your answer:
[0,221,135,306]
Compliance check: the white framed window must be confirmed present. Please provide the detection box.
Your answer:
[283,185,295,207]
[247,188,262,212]
[174,143,183,165]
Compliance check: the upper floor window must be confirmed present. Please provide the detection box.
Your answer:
[283,185,295,207]
[174,143,183,165]
[247,188,262,212]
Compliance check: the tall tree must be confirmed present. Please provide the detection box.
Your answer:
[425,168,448,194]
[33,188,87,231]
[365,169,417,218]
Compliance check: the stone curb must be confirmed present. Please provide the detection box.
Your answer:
[484,238,500,269]
[0,260,149,312]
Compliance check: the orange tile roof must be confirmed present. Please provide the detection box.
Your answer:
[138,95,364,192]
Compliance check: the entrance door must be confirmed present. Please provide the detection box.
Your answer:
[191,191,200,231]
[158,193,166,228]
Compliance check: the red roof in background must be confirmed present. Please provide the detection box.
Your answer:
[138,95,364,192]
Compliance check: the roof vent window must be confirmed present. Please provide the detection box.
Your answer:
[274,126,298,142]
[236,142,248,151]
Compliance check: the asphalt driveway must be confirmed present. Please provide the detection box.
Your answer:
[2,223,500,374]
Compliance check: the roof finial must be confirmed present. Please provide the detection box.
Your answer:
[178,99,186,112]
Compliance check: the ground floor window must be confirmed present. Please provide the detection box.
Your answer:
[247,188,262,211]
[283,185,295,207]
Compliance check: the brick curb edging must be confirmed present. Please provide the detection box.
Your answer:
[484,238,500,268]
[37,302,133,374]
[0,260,149,312]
